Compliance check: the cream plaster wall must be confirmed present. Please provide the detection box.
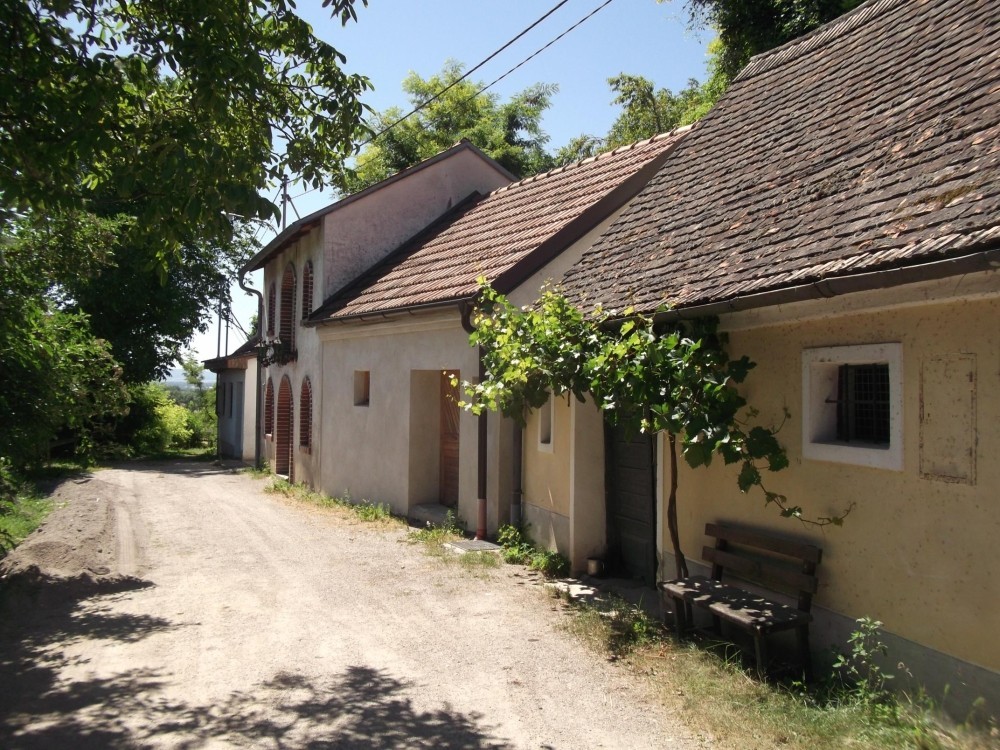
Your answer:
[317,312,482,521]
[322,149,511,299]
[666,295,1000,672]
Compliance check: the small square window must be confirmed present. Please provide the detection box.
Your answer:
[802,343,902,470]
[354,370,370,407]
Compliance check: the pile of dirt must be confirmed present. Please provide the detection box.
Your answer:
[0,475,120,592]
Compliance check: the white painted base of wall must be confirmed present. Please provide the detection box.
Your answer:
[522,502,569,557]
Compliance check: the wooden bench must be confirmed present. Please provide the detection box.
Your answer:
[658,523,822,680]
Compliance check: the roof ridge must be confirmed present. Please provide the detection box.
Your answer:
[489,127,689,196]
[736,0,906,83]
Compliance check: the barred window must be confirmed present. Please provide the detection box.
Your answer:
[836,364,890,444]
[301,261,314,320]
[300,377,313,449]
[267,283,276,335]
[264,377,274,435]
[280,264,295,350]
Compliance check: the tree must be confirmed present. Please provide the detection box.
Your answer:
[461,283,849,577]
[554,42,728,166]
[0,0,373,258]
[0,229,128,469]
[10,211,257,382]
[345,61,556,194]
[681,0,863,83]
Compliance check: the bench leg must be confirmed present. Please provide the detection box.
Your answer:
[796,625,813,682]
[669,595,687,636]
[753,634,768,679]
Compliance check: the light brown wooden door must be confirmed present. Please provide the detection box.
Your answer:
[439,372,460,507]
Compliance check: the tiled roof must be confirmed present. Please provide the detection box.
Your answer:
[309,131,687,322]
[203,336,259,372]
[560,0,1000,315]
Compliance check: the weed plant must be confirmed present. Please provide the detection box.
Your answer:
[496,524,570,578]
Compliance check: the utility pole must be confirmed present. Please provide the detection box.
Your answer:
[281,175,289,231]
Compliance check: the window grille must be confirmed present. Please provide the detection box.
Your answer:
[836,364,890,443]
[302,261,314,320]
[264,378,274,434]
[300,377,312,448]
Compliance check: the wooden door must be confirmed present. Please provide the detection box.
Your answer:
[439,372,460,507]
[606,422,656,584]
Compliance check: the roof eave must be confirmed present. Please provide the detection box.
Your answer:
[645,245,1000,325]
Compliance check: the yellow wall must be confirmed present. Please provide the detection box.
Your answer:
[523,395,574,550]
[669,296,1000,671]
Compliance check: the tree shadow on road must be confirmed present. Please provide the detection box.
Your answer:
[0,577,509,749]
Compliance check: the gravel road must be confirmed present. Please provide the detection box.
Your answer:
[0,460,703,749]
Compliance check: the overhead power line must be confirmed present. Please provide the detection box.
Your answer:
[465,0,616,102]
[361,0,573,148]
[288,0,615,202]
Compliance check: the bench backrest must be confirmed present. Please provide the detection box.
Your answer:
[703,523,822,613]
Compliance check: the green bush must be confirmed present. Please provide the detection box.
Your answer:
[130,383,192,453]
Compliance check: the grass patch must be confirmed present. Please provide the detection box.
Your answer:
[459,550,501,571]
[0,463,56,557]
[240,462,273,479]
[407,511,466,560]
[559,598,995,749]
[263,479,400,527]
[406,512,502,576]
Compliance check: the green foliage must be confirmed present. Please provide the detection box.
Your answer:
[529,549,571,578]
[354,501,391,522]
[554,40,729,166]
[0,234,129,469]
[0,460,53,557]
[0,0,372,257]
[129,383,193,454]
[10,212,258,383]
[682,0,863,83]
[832,618,895,710]
[344,61,556,193]
[465,282,792,507]
[463,282,849,575]
[496,523,569,577]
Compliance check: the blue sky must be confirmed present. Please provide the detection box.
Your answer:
[192,0,712,365]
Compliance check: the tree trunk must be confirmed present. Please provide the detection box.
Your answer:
[667,433,688,579]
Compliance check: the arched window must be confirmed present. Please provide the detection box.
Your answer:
[300,377,313,449]
[264,377,274,435]
[280,264,295,349]
[267,283,276,336]
[301,260,314,320]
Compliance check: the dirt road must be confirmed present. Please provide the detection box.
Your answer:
[0,461,702,749]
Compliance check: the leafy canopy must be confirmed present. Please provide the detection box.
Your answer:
[9,211,258,382]
[0,228,128,469]
[0,0,373,256]
[344,61,556,194]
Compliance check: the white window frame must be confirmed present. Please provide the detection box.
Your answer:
[801,343,903,471]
